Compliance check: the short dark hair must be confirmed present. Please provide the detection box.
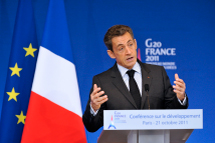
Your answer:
[103,25,134,51]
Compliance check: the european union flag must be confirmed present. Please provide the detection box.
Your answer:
[0,0,38,142]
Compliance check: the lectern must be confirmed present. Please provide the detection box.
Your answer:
[98,109,203,143]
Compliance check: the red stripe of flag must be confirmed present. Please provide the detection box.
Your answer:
[22,91,86,143]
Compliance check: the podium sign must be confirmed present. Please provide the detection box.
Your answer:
[99,109,203,143]
[104,109,203,130]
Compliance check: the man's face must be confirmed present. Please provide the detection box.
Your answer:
[107,32,137,69]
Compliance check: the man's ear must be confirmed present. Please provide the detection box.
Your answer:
[134,39,137,50]
[107,50,116,59]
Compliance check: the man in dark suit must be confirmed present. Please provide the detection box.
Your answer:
[82,25,188,132]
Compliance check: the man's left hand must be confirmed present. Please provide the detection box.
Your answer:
[173,73,186,101]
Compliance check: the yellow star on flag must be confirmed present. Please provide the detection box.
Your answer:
[16,111,26,124]
[6,87,20,102]
[9,63,22,77]
[23,43,37,57]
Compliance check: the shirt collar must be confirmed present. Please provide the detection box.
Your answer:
[117,61,141,77]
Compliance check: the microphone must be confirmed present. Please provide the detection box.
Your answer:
[145,84,150,109]
[145,84,149,92]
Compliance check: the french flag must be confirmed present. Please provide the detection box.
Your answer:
[21,0,87,142]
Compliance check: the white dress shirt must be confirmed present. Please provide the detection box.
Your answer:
[117,62,142,95]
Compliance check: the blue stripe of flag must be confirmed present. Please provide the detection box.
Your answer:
[41,0,74,63]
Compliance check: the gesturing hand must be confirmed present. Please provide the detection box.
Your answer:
[90,84,108,112]
[173,73,186,101]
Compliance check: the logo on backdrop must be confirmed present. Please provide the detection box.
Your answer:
[144,38,177,70]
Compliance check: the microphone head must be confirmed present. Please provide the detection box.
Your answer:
[145,84,149,91]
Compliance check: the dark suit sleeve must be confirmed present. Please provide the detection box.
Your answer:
[82,76,106,132]
[161,66,188,109]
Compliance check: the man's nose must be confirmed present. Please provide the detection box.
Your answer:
[125,47,132,54]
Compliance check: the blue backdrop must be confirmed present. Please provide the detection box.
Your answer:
[0,0,215,142]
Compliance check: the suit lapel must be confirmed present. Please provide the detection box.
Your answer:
[110,63,137,109]
[139,61,153,109]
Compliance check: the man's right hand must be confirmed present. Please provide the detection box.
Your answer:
[90,84,108,112]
